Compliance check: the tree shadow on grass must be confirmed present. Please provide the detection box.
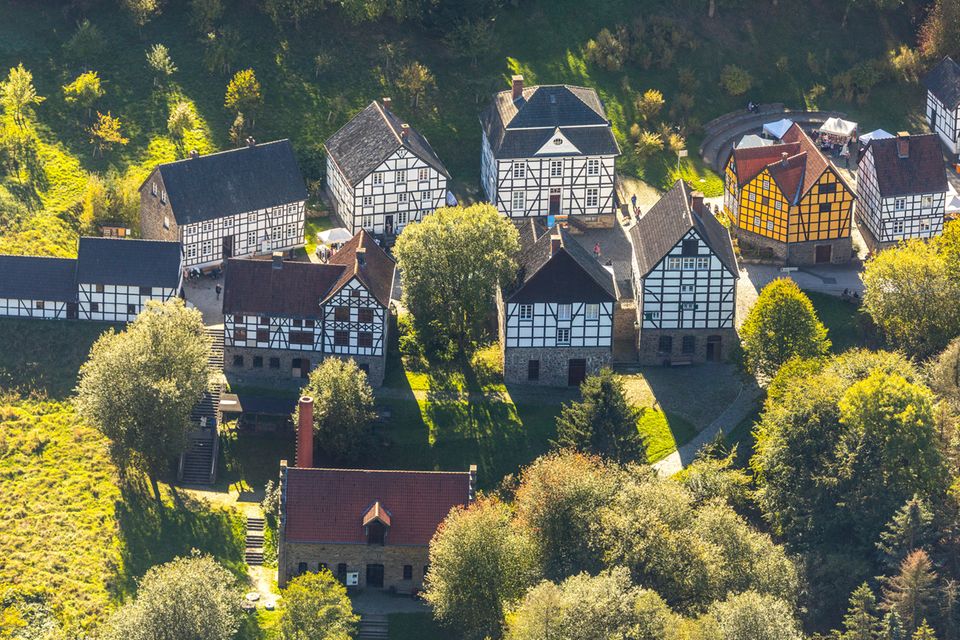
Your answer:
[113,477,246,598]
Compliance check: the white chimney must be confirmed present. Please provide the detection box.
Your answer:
[382,96,392,111]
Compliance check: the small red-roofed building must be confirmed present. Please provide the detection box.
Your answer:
[277,460,476,592]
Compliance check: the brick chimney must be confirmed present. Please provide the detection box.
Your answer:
[511,74,524,101]
[468,464,477,502]
[382,96,392,111]
[296,396,314,468]
[272,251,283,269]
[400,124,409,140]
[356,247,366,268]
[897,132,910,159]
[550,234,562,256]
[690,190,705,214]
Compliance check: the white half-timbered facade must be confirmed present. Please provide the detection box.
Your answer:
[222,231,395,387]
[325,99,450,238]
[140,139,308,269]
[0,237,183,323]
[480,76,619,221]
[630,181,738,365]
[498,223,617,387]
[856,132,948,249]
[924,57,960,156]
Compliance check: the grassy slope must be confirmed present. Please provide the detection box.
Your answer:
[807,291,872,353]
[0,0,925,254]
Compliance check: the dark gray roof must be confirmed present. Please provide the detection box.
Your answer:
[480,84,620,159]
[156,140,308,225]
[0,255,77,302]
[508,223,616,303]
[924,57,960,110]
[325,101,450,186]
[866,134,948,198]
[76,237,182,289]
[630,181,738,277]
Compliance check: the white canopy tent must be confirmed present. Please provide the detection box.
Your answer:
[819,117,858,139]
[946,183,960,217]
[317,227,353,245]
[762,118,794,140]
[736,134,773,149]
[859,129,894,144]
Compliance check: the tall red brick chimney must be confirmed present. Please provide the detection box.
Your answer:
[511,75,524,101]
[690,191,705,214]
[897,132,910,159]
[296,396,314,468]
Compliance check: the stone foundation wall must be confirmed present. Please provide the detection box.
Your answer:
[613,301,638,344]
[733,227,852,266]
[224,346,386,387]
[503,345,611,387]
[638,328,738,366]
[279,541,428,593]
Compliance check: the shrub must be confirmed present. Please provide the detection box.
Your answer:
[720,65,753,96]
[584,27,627,71]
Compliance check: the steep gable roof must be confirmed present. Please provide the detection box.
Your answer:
[630,180,738,277]
[508,224,617,303]
[865,134,948,198]
[283,467,472,545]
[0,255,77,302]
[156,140,307,225]
[325,230,395,307]
[924,56,960,110]
[729,142,802,186]
[325,101,450,186]
[76,237,182,289]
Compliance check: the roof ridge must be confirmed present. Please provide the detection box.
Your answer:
[374,100,404,146]
[157,139,289,168]
[289,467,471,475]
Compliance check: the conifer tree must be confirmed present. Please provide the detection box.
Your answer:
[882,550,939,636]
[843,583,884,640]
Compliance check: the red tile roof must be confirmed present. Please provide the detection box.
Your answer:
[362,501,391,528]
[730,142,801,186]
[283,468,472,545]
[780,123,833,199]
[326,229,395,307]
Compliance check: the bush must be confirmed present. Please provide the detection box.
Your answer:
[720,65,753,96]
[584,27,627,71]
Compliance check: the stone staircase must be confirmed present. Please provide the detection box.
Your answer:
[357,614,389,640]
[181,435,216,484]
[179,328,224,485]
[244,515,265,567]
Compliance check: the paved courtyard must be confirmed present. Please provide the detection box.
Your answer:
[183,274,225,326]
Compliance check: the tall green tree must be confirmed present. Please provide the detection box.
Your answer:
[913,620,938,640]
[99,554,242,640]
[554,369,644,463]
[167,101,196,152]
[294,358,376,465]
[877,496,936,571]
[393,204,519,352]
[882,550,939,636]
[697,591,804,640]
[425,499,538,640]
[278,570,359,640]
[89,111,128,157]
[62,71,104,119]
[121,0,162,29]
[396,61,435,108]
[740,278,830,379]
[1,64,44,128]
[75,299,211,499]
[862,240,960,360]
[842,583,884,640]
[146,44,177,86]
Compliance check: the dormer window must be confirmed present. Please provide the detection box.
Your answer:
[362,501,391,546]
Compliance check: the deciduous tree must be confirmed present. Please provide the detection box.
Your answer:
[146,44,177,86]
[278,570,358,640]
[62,70,103,118]
[636,89,665,122]
[167,101,196,152]
[699,591,804,640]
[720,64,753,96]
[121,0,161,29]
[1,64,44,128]
[75,299,211,499]
[89,111,128,156]
[396,61,435,108]
[224,69,262,125]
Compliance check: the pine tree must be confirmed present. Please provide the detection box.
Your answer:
[882,550,939,636]
[877,496,936,570]
[941,580,959,640]
[884,611,905,640]
[843,583,884,640]
[912,620,937,640]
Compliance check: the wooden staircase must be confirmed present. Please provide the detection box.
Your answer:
[179,328,224,485]
[245,515,265,566]
[357,614,389,640]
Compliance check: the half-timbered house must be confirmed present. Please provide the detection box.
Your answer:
[723,123,854,265]
[325,99,450,238]
[856,132,948,250]
[222,230,395,386]
[497,223,617,386]
[480,76,620,225]
[139,139,308,269]
[630,181,738,365]
[0,237,183,322]
[924,56,960,157]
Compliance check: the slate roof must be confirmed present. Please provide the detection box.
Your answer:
[507,223,617,304]
[480,84,620,159]
[924,56,960,110]
[865,134,948,198]
[325,101,450,186]
[0,255,77,302]
[630,181,738,278]
[222,231,395,317]
[155,140,308,225]
[76,237,182,289]
[283,467,472,545]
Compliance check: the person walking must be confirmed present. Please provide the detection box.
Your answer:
[593,242,601,260]
[215,283,222,300]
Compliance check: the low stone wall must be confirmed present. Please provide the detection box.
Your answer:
[503,345,611,387]
[224,346,386,387]
[638,328,738,366]
[732,227,852,266]
[279,540,428,593]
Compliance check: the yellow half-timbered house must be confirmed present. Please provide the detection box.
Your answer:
[723,124,854,265]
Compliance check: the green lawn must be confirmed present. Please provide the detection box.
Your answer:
[638,408,698,464]
[807,291,872,353]
[389,612,446,640]
[302,215,336,258]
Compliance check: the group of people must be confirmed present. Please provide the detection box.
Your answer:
[316,243,338,263]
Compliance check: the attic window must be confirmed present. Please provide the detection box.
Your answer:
[553,137,563,145]
[550,94,557,104]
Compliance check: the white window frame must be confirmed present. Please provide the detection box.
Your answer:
[512,191,525,213]
[895,197,906,211]
[587,159,600,176]
[667,257,681,270]
[362,215,374,229]
[556,328,571,345]
[550,160,562,177]
[519,304,533,320]
[696,257,709,269]
[363,196,373,207]
[247,232,257,247]
[585,304,599,321]
[418,168,429,181]
[397,210,408,225]
[513,162,526,179]
[682,257,696,270]
[399,192,408,203]
[202,240,212,256]
[586,188,599,208]
[892,219,906,235]
[396,170,406,183]
[922,195,934,208]
[186,244,197,259]
[373,173,384,186]
[160,190,166,204]
[151,182,158,197]
[557,304,572,321]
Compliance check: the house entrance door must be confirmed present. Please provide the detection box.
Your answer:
[567,359,587,387]
[549,189,561,215]
[815,244,832,264]
[706,335,721,362]
[222,235,234,259]
[66,302,78,320]
[366,564,384,588]
[385,215,394,236]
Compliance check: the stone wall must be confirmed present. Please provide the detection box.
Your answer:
[224,345,387,387]
[567,213,616,231]
[279,540,429,593]
[139,173,180,242]
[733,227,853,266]
[638,328,738,366]
[503,345,611,386]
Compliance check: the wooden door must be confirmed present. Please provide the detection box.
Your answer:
[549,192,561,215]
[66,302,78,320]
[706,335,721,362]
[567,359,587,387]
[366,564,384,588]
[385,215,394,236]
[222,235,234,259]
[815,244,832,264]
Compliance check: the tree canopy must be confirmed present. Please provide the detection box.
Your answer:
[279,570,359,640]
